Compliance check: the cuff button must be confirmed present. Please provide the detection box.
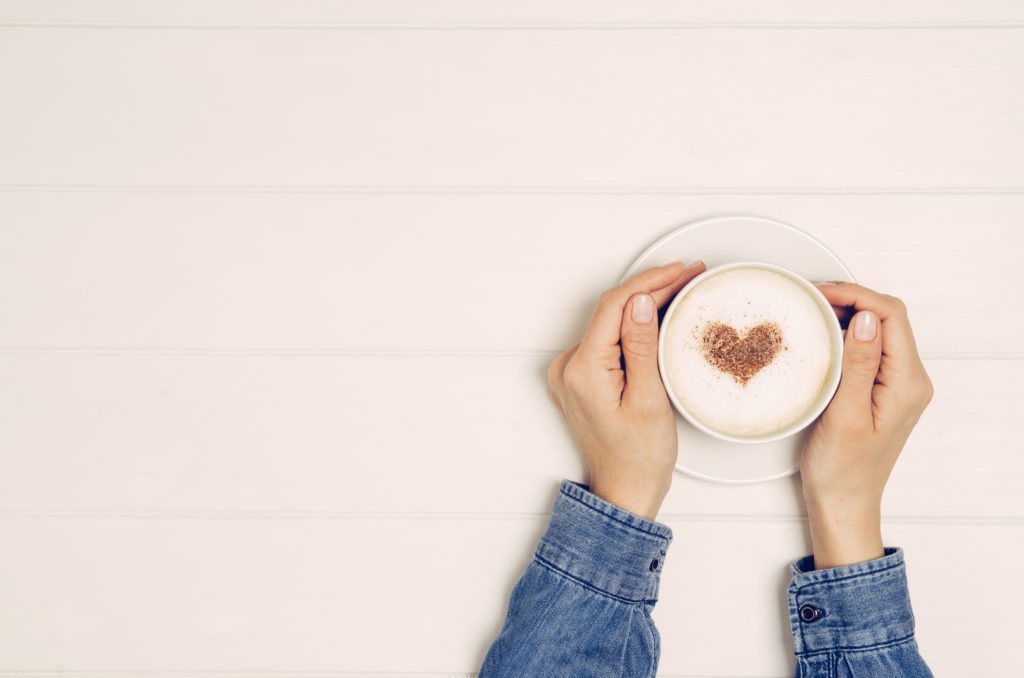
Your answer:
[798,604,822,623]
[649,558,660,571]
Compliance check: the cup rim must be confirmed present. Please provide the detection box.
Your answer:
[657,261,844,445]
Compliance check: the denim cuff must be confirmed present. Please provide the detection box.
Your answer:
[788,547,917,656]
[534,480,673,604]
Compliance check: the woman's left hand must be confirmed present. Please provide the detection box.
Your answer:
[546,260,706,520]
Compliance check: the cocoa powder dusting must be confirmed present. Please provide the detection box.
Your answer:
[700,321,784,386]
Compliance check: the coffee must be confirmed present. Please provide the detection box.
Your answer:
[660,266,837,439]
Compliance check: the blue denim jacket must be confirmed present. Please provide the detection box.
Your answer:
[480,480,932,677]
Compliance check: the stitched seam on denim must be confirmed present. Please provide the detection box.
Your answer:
[641,605,659,678]
[796,579,911,617]
[796,633,917,657]
[535,538,659,595]
[559,486,671,541]
[795,561,902,589]
[794,598,807,656]
[533,553,655,605]
[793,551,902,578]
[788,589,808,654]
[840,653,854,677]
[616,604,634,678]
[534,552,653,604]
[794,561,903,594]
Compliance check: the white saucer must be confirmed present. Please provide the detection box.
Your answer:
[620,215,855,484]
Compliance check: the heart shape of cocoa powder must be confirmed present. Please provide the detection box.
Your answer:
[700,321,783,386]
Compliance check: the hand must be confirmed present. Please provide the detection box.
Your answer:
[801,283,934,569]
[546,260,707,520]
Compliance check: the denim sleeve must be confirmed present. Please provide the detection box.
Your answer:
[479,480,672,678]
[789,547,933,677]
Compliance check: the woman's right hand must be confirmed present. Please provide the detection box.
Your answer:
[800,283,934,569]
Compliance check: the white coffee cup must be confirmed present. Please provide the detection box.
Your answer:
[658,261,844,444]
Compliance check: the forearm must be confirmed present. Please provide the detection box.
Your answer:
[788,548,933,677]
[479,480,671,677]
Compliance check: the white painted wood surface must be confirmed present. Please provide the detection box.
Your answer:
[2,28,1022,188]
[2,1,1024,26]
[0,2,1021,676]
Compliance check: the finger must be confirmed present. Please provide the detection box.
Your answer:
[830,310,883,425]
[619,292,665,408]
[578,260,706,363]
[649,266,699,314]
[618,271,703,407]
[815,283,920,360]
[825,303,854,329]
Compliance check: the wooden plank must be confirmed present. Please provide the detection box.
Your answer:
[0,354,1017,519]
[0,517,1016,675]
[2,1,1023,26]
[0,30,1020,187]
[0,193,1021,355]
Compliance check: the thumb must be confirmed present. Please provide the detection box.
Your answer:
[620,292,665,407]
[831,310,882,419]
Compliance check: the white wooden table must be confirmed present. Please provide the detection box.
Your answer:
[1,2,1021,676]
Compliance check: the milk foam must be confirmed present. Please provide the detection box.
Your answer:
[662,268,835,438]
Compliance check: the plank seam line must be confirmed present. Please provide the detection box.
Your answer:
[0,348,1019,361]
[1,185,1024,195]
[0,21,1023,30]
[0,511,1018,525]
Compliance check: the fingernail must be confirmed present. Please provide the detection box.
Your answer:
[684,259,705,271]
[632,294,654,323]
[814,281,837,287]
[853,311,878,341]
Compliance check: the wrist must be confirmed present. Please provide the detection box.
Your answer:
[805,499,884,569]
[589,473,670,521]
